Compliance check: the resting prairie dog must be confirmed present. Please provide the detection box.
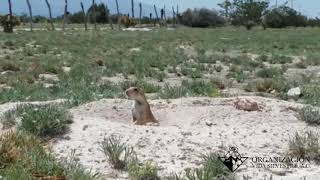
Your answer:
[125,87,158,125]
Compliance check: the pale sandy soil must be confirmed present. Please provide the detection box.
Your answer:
[40,96,319,180]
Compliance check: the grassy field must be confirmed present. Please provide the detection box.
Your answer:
[1,27,320,106]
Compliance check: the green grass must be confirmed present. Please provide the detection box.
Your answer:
[299,106,320,125]
[289,131,320,163]
[18,104,73,138]
[0,27,319,106]
[158,80,220,99]
[268,54,293,64]
[184,153,232,180]
[301,86,320,107]
[128,162,160,180]
[100,135,136,170]
[256,67,284,78]
[0,131,98,179]
[1,104,73,138]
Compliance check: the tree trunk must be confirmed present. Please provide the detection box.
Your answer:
[5,0,13,33]
[149,13,153,26]
[153,5,159,26]
[8,0,12,17]
[131,0,134,18]
[62,0,68,31]
[92,0,97,30]
[139,3,142,27]
[105,5,113,30]
[176,4,179,25]
[115,0,120,29]
[172,6,176,28]
[26,0,33,31]
[163,5,167,27]
[80,2,87,31]
[45,0,54,30]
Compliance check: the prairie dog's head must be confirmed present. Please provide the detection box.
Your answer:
[125,87,146,102]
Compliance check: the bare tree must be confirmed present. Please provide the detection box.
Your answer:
[4,0,14,33]
[45,0,54,30]
[62,0,68,31]
[131,0,134,18]
[8,0,12,18]
[153,4,159,26]
[105,4,113,30]
[92,0,97,30]
[115,0,120,29]
[163,5,167,27]
[80,2,88,31]
[172,6,176,27]
[176,4,179,25]
[26,0,33,31]
[139,3,142,26]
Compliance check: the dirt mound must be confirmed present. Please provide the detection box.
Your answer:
[50,97,320,180]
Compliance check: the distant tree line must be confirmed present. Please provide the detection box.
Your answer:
[178,0,320,29]
[2,0,320,31]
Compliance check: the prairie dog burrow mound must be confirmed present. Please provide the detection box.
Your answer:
[125,87,158,125]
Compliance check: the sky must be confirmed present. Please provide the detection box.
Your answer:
[0,0,319,18]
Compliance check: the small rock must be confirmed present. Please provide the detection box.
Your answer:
[39,73,59,82]
[234,98,260,111]
[129,47,141,52]
[62,66,71,73]
[63,136,71,140]
[181,131,192,136]
[146,122,160,126]
[178,155,187,160]
[205,120,213,127]
[83,125,89,131]
[43,83,54,88]
[287,87,301,97]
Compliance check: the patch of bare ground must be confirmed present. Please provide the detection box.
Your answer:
[44,97,320,180]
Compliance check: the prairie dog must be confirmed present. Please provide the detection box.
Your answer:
[125,87,158,125]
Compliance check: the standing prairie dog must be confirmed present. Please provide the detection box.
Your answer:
[125,87,158,125]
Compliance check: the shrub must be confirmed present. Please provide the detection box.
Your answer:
[230,0,269,29]
[299,106,320,125]
[306,54,320,66]
[230,55,262,69]
[179,8,225,28]
[1,62,20,71]
[268,55,293,64]
[19,104,73,138]
[61,151,99,180]
[214,65,223,72]
[0,15,21,33]
[1,109,17,129]
[185,153,231,180]
[210,77,230,90]
[100,135,136,170]
[0,131,40,169]
[301,86,320,106]
[264,6,307,28]
[256,67,283,78]
[289,131,320,163]
[0,131,97,179]
[295,61,308,69]
[128,162,160,180]
[181,80,219,97]
[227,66,247,83]
[158,84,189,99]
